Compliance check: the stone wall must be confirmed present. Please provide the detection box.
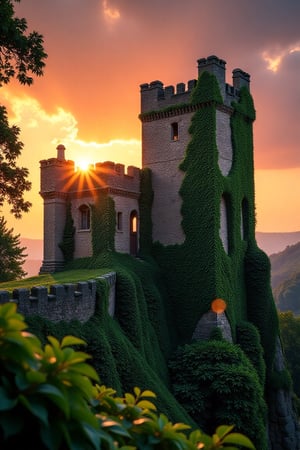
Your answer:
[268,337,300,450]
[0,272,116,323]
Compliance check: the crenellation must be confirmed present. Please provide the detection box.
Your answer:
[115,163,125,176]
[176,82,185,94]
[0,272,117,323]
[232,68,250,90]
[164,85,174,97]
[187,79,197,91]
[140,56,250,114]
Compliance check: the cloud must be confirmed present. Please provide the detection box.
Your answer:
[102,0,121,23]
[261,41,300,72]
[253,48,300,169]
[1,89,141,238]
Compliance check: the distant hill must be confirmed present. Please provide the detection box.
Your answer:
[269,241,300,289]
[21,238,43,278]
[268,241,300,314]
[256,231,300,256]
[19,233,300,283]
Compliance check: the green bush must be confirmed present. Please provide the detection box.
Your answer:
[169,340,267,449]
[236,321,266,387]
[0,303,255,449]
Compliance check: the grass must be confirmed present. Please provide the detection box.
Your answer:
[0,268,113,293]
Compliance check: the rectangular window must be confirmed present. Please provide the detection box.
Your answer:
[117,212,123,231]
[79,205,90,230]
[171,122,179,141]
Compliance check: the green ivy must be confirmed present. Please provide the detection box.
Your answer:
[58,199,75,263]
[91,192,116,255]
[138,167,153,256]
[236,321,266,387]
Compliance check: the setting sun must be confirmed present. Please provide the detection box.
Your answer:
[76,159,93,172]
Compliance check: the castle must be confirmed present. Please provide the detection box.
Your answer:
[29,54,300,448]
[39,55,250,272]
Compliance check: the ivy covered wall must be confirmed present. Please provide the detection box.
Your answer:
[29,65,290,449]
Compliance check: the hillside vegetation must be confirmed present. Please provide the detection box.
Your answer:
[270,241,300,314]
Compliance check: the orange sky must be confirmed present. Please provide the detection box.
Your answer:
[1,0,300,239]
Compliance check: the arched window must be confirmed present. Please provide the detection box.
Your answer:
[79,204,90,230]
[219,194,232,254]
[171,122,179,141]
[130,210,138,255]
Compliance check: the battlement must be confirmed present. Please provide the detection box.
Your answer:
[40,150,141,198]
[140,55,250,113]
[0,272,116,323]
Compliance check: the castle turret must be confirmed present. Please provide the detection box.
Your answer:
[39,146,75,273]
[232,68,250,90]
[197,55,226,99]
[56,143,66,160]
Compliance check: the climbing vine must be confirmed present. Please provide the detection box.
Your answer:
[91,192,116,255]
[138,167,153,257]
[58,198,75,263]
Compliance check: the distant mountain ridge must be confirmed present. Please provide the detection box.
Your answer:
[269,241,300,289]
[256,231,300,256]
[20,232,300,279]
[269,242,300,314]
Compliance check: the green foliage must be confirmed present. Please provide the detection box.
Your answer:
[0,0,47,218]
[190,71,223,105]
[0,303,255,449]
[231,87,256,121]
[244,243,279,376]
[153,71,257,344]
[169,339,267,449]
[269,369,292,391]
[27,253,189,424]
[91,193,116,255]
[279,312,300,398]
[274,271,300,314]
[0,0,47,86]
[59,200,75,263]
[0,268,110,292]
[209,326,223,341]
[0,302,100,449]
[0,215,27,280]
[0,105,32,217]
[138,167,153,256]
[236,321,266,387]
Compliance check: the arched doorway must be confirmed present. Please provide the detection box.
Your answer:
[130,210,138,256]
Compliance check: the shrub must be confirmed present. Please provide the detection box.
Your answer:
[0,302,255,449]
[169,339,267,449]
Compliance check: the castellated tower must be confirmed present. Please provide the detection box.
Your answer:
[39,145,140,273]
[140,55,250,246]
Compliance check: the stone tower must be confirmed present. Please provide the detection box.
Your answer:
[140,55,250,248]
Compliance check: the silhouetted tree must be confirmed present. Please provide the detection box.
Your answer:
[0,0,47,217]
[0,216,26,280]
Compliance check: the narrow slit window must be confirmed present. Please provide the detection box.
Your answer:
[79,204,90,230]
[171,122,179,141]
[117,212,123,231]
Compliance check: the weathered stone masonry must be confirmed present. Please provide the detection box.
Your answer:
[0,272,116,322]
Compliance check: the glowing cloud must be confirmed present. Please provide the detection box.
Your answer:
[102,0,120,23]
[262,42,300,72]
[1,89,141,239]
